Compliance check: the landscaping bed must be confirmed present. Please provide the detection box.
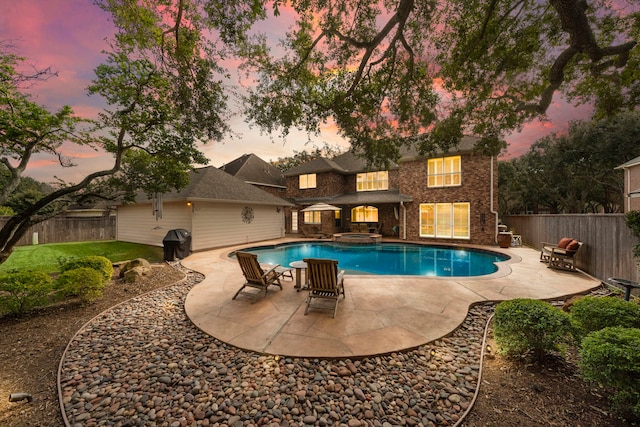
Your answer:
[0,265,636,426]
[0,264,185,426]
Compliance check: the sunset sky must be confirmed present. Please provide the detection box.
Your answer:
[1,0,594,184]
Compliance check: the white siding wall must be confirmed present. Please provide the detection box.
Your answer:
[192,202,284,250]
[117,202,192,247]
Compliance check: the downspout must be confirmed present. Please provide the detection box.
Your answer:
[401,201,407,240]
[625,168,630,212]
[490,156,499,243]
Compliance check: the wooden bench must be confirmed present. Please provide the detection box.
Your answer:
[540,239,583,271]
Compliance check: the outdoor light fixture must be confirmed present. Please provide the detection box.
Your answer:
[187,201,192,207]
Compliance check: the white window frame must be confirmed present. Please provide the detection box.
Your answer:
[419,202,470,239]
[304,210,321,224]
[428,156,461,188]
[356,171,389,192]
[299,173,317,189]
[351,205,378,223]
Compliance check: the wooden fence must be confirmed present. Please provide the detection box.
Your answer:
[502,214,637,282]
[0,216,116,247]
[2,213,637,282]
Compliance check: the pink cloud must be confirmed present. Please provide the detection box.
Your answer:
[1,0,603,181]
[1,1,112,111]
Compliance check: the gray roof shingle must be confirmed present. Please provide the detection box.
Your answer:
[284,157,346,176]
[220,154,286,188]
[136,166,293,206]
[291,189,412,206]
[284,135,482,177]
[332,151,399,172]
[398,135,481,160]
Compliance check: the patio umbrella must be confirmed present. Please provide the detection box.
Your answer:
[301,202,340,212]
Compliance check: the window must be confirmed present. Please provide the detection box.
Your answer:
[351,205,378,222]
[428,156,461,187]
[304,211,321,224]
[335,210,342,227]
[420,202,469,239]
[299,173,316,189]
[356,171,389,191]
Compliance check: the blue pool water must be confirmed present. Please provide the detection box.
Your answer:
[236,242,509,277]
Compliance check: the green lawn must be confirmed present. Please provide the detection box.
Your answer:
[0,241,164,274]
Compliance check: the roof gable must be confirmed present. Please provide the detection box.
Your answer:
[220,154,286,187]
[616,155,640,169]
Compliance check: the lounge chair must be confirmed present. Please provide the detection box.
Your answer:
[303,258,345,318]
[540,238,583,271]
[233,251,283,302]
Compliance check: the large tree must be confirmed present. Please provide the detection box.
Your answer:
[0,0,263,263]
[500,111,640,214]
[242,0,639,165]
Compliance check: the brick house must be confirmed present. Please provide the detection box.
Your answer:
[283,136,499,245]
[616,155,640,212]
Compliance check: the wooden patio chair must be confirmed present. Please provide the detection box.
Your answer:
[233,251,283,303]
[303,258,345,318]
[540,238,583,272]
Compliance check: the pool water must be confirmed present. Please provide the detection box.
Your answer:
[237,242,509,277]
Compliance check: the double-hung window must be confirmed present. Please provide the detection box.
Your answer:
[356,171,389,191]
[428,156,461,187]
[299,173,317,189]
[420,202,470,239]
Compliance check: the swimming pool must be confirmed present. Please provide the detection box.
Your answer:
[235,242,509,277]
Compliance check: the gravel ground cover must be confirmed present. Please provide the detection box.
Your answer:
[59,267,493,427]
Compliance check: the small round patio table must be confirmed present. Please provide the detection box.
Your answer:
[607,277,640,301]
[289,260,308,291]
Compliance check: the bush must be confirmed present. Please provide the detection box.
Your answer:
[570,296,640,340]
[60,256,113,284]
[579,327,640,417]
[0,271,53,315]
[494,298,573,361]
[55,267,106,303]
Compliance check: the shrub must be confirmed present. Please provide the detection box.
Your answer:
[60,256,113,284]
[0,271,53,315]
[625,211,640,257]
[570,296,640,340]
[579,327,640,417]
[494,298,573,361]
[0,206,15,216]
[55,267,106,303]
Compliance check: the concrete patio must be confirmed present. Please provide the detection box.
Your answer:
[182,240,601,358]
